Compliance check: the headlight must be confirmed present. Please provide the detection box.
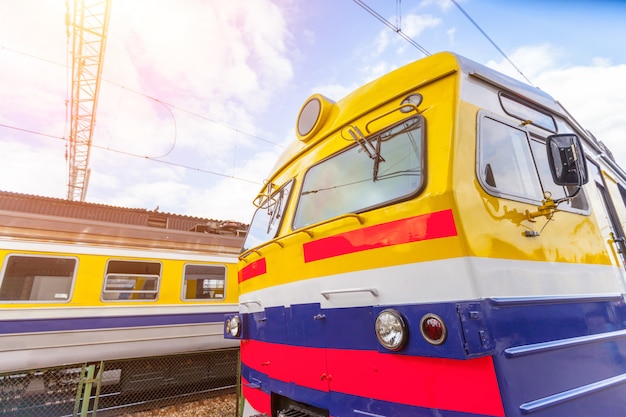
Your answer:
[225,315,241,338]
[375,309,407,351]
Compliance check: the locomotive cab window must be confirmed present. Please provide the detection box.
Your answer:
[293,116,425,228]
[102,260,161,301]
[478,113,588,212]
[182,264,226,300]
[243,180,294,252]
[499,94,557,132]
[0,255,77,302]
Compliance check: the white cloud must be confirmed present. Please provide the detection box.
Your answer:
[485,44,561,81]
[487,44,626,169]
[0,137,67,199]
[446,27,456,46]
[536,64,626,168]
[0,0,297,223]
[401,14,442,39]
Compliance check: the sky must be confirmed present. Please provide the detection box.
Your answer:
[1,0,625,223]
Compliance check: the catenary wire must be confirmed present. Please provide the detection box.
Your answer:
[352,0,430,57]
[0,122,262,186]
[0,44,285,151]
[450,0,534,86]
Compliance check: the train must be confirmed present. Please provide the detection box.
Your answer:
[0,195,244,375]
[225,51,626,417]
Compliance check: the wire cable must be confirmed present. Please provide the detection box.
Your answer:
[0,122,261,185]
[352,0,430,57]
[147,98,177,159]
[0,44,285,150]
[450,0,534,86]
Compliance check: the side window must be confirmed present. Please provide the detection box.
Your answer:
[0,255,76,302]
[478,114,589,212]
[499,94,557,132]
[617,184,626,222]
[293,116,425,229]
[102,260,161,301]
[243,180,294,252]
[182,264,226,300]
[478,115,543,202]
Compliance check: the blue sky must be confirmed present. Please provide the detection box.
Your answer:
[1,0,625,223]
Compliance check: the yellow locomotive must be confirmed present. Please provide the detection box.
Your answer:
[226,52,626,417]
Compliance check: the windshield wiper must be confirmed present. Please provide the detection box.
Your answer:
[343,125,385,181]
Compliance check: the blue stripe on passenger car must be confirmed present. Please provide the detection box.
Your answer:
[0,311,236,334]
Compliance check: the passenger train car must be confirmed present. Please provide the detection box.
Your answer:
[225,52,626,416]
[0,197,244,375]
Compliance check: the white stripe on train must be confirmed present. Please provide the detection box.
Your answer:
[239,256,624,312]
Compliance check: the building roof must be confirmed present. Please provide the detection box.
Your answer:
[0,190,247,235]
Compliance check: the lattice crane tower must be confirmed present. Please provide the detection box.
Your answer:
[66,0,112,201]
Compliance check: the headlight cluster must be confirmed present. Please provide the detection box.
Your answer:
[375,309,448,350]
[225,315,241,338]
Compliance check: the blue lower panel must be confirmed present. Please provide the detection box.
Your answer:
[333,391,495,417]
[516,375,626,416]
[488,296,626,416]
[241,295,626,416]
[242,363,500,417]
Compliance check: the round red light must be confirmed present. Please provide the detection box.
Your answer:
[420,314,447,345]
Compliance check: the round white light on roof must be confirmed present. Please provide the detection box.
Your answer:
[375,309,407,351]
[297,98,321,137]
[296,94,335,142]
[400,94,423,113]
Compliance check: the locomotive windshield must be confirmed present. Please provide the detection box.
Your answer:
[293,116,425,228]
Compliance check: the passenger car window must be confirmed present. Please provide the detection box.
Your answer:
[182,264,226,300]
[0,255,76,302]
[102,260,160,301]
[293,116,425,229]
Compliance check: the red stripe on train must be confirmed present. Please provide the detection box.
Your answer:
[239,258,267,283]
[241,339,504,417]
[302,209,458,263]
[241,376,271,415]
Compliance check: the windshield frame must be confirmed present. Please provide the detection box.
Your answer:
[241,180,294,253]
[292,115,426,229]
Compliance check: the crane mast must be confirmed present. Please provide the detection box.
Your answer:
[66,0,111,201]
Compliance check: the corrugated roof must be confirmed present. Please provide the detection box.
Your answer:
[0,190,247,235]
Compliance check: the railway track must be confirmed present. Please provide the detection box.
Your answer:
[117,391,236,417]
[92,385,236,417]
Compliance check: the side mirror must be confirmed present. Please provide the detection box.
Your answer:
[546,134,588,186]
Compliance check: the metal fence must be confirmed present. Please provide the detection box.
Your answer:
[0,349,238,417]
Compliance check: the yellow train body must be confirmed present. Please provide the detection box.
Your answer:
[229,52,626,417]
[0,208,242,373]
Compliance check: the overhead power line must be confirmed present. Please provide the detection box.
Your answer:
[0,44,285,150]
[352,0,430,57]
[352,0,532,86]
[450,0,533,86]
[0,122,261,186]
